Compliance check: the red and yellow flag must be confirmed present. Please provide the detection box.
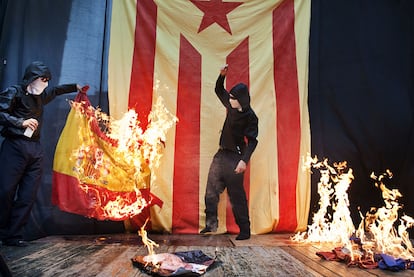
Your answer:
[52,91,166,221]
[109,0,310,234]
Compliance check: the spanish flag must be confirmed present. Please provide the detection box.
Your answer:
[52,90,165,220]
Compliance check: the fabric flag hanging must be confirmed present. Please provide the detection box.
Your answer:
[108,0,311,234]
[52,90,171,220]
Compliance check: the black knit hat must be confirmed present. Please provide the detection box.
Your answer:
[22,61,52,87]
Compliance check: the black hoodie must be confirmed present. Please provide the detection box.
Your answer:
[0,61,78,141]
[22,61,52,87]
[215,74,258,163]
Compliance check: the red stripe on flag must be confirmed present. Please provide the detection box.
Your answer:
[172,35,201,233]
[52,172,162,221]
[273,0,300,231]
[129,0,157,129]
[225,38,250,234]
[52,172,91,216]
[226,38,250,90]
[128,0,157,229]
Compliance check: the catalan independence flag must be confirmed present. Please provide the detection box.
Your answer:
[107,0,311,234]
[55,0,310,234]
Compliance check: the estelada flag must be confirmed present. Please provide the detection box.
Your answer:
[52,90,163,220]
[109,0,311,234]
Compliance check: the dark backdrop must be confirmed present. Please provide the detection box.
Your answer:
[0,0,413,239]
[309,0,414,227]
[0,0,124,240]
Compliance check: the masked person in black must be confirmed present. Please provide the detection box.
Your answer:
[200,64,258,240]
[0,61,81,246]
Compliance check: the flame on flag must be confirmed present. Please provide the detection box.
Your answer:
[52,92,177,221]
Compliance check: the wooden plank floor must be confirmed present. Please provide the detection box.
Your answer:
[1,233,412,276]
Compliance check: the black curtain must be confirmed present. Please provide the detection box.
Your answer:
[309,0,414,227]
[0,0,123,240]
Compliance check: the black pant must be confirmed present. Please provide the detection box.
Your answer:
[0,138,43,241]
[204,149,250,234]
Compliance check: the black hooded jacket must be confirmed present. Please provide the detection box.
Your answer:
[215,74,258,163]
[0,61,78,141]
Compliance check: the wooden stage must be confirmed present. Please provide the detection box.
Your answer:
[1,233,412,276]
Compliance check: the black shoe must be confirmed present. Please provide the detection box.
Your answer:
[4,240,29,247]
[200,227,217,234]
[235,233,250,240]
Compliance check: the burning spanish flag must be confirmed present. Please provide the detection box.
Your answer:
[52,89,176,221]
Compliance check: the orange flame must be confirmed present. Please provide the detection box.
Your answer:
[293,155,414,262]
[292,155,355,248]
[70,97,177,220]
[356,171,414,260]
[139,218,159,257]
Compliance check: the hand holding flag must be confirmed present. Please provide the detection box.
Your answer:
[79,85,89,94]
